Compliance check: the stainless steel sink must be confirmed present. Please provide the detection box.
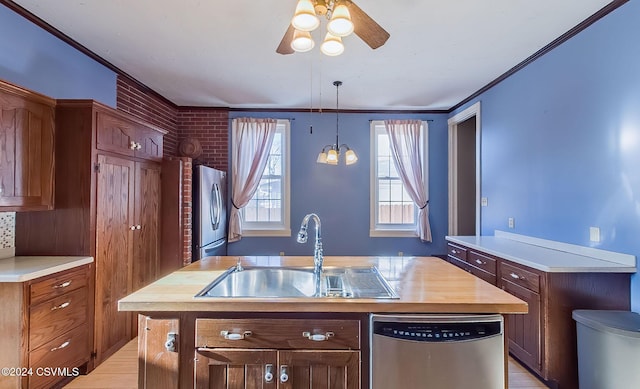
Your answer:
[195,265,398,299]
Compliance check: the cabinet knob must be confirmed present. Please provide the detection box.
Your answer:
[302,331,334,341]
[280,365,289,383]
[135,142,142,150]
[130,226,136,231]
[264,364,274,383]
[136,225,142,230]
[129,141,137,150]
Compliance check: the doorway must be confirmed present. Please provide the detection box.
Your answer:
[448,102,481,236]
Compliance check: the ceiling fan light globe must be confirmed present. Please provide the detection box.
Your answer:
[291,29,315,52]
[292,0,320,31]
[320,33,344,56]
[327,4,354,37]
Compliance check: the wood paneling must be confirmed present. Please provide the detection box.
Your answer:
[138,317,180,389]
[132,161,161,291]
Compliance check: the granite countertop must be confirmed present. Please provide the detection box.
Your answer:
[118,255,527,314]
[446,232,636,273]
[0,256,94,282]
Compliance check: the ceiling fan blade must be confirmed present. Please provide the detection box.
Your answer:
[276,24,295,55]
[346,1,390,49]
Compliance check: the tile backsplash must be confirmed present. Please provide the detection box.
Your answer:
[0,212,16,249]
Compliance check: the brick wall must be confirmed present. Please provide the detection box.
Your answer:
[116,75,179,157]
[177,108,229,172]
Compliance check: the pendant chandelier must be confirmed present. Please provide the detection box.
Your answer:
[317,81,358,165]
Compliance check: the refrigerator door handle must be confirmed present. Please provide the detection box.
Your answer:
[210,183,219,230]
[215,183,223,229]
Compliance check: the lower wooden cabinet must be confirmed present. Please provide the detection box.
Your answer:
[0,264,92,389]
[445,241,631,388]
[136,315,362,389]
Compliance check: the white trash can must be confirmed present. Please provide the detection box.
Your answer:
[572,310,640,389]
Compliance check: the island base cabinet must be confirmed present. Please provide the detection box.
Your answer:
[137,316,180,389]
[195,348,359,389]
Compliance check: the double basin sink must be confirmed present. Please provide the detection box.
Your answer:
[195,265,398,299]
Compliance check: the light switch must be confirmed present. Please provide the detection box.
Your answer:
[481,197,488,207]
[589,227,600,242]
[508,217,515,229]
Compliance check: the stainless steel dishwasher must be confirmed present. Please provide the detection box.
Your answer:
[370,314,505,389]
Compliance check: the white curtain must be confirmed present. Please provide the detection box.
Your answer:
[228,117,278,242]
[384,120,432,242]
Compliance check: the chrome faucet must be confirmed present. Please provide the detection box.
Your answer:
[297,213,323,275]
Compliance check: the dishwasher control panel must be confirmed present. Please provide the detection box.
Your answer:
[372,320,502,342]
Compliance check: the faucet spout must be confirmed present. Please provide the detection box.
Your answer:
[297,213,323,275]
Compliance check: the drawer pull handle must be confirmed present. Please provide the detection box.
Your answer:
[220,330,252,340]
[510,272,525,280]
[475,259,486,265]
[51,340,70,352]
[451,250,458,254]
[280,365,289,383]
[51,301,71,311]
[264,364,274,383]
[53,281,72,289]
[302,331,334,341]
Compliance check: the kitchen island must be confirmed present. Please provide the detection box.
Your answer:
[119,255,527,388]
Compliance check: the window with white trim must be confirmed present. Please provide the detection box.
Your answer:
[237,119,291,236]
[370,120,428,237]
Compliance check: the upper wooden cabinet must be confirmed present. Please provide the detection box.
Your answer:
[0,79,55,211]
[96,111,163,161]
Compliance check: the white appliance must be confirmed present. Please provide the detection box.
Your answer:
[194,165,227,260]
[370,314,505,389]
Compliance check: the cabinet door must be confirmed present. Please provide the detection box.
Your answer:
[0,91,54,210]
[503,280,541,374]
[135,125,164,161]
[138,316,180,389]
[94,154,135,365]
[96,112,137,157]
[279,350,360,389]
[132,161,161,292]
[195,348,278,389]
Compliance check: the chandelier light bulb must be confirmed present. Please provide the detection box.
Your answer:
[292,0,320,32]
[327,4,354,37]
[320,32,344,56]
[291,29,315,52]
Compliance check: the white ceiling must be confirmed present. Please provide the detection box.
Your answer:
[12,0,612,110]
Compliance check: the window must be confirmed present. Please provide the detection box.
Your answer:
[370,120,428,237]
[237,119,291,236]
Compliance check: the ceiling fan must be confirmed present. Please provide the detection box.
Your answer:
[276,0,390,55]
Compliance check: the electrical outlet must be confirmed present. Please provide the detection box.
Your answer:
[508,217,515,229]
[279,251,285,256]
[481,197,488,207]
[589,227,601,242]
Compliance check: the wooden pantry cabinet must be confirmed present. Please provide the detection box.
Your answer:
[0,79,54,211]
[16,100,166,369]
[446,242,630,388]
[0,264,92,389]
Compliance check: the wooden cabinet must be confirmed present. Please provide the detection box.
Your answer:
[0,79,54,211]
[15,100,166,369]
[0,264,92,389]
[137,316,180,389]
[194,318,361,389]
[445,241,631,388]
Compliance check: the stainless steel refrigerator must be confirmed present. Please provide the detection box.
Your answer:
[194,165,227,260]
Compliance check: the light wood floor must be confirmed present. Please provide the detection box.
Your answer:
[65,339,547,388]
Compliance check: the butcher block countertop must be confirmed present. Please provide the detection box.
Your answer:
[119,256,527,314]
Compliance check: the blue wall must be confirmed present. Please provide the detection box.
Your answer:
[451,1,640,312]
[0,4,116,105]
[227,110,449,257]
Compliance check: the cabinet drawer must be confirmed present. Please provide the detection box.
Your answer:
[29,287,88,350]
[468,251,497,276]
[29,325,89,389]
[501,261,540,293]
[447,256,496,285]
[30,265,89,305]
[447,243,468,262]
[196,319,360,350]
